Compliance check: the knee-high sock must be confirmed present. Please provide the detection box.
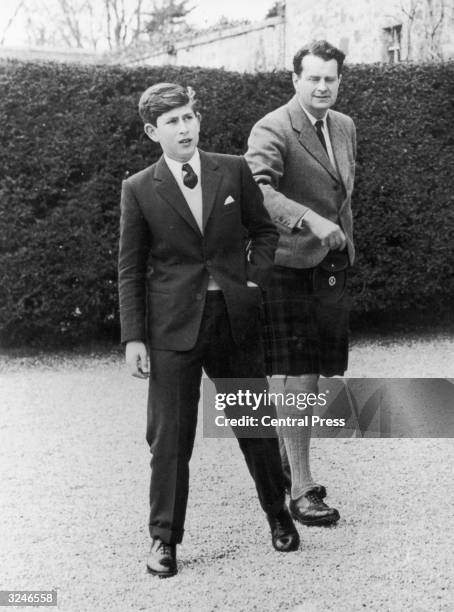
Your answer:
[276,375,319,500]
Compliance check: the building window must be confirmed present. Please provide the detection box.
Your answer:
[383,25,402,63]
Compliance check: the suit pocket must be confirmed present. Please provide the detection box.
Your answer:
[219,205,237,217]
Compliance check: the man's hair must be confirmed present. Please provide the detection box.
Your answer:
[138,82,197,125]
[293,40,346,76]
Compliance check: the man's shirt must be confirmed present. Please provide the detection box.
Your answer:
[300,104,337,170]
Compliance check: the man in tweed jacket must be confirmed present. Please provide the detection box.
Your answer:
[245,40,356,527]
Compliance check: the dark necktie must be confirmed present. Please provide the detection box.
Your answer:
[182,163,198,189]
[315,120,328,153]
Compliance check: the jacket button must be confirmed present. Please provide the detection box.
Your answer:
[196,293,203,300]
[206,260,212,266]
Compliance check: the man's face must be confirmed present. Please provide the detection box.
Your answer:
[292,54,341,119]
[145,104,200,162]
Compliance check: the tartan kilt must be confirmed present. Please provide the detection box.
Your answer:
[262,265,351,377]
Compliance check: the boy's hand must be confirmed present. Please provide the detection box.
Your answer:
[125,341,150,379]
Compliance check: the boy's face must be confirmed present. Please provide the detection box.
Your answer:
[145,104,200,162]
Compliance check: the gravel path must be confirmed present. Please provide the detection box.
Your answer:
[0,333,453,611]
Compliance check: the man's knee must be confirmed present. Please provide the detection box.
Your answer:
[285,374,319,392]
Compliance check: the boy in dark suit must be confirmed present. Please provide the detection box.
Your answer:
[118,83,299,578]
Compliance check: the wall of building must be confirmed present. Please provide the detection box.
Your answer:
[126,0,453,71]
[285,0,402,65]
[129,17,285,73]
[404,1,454,62]
[3,2,452,72]
[285,0,454,66]
[0,46,99,64]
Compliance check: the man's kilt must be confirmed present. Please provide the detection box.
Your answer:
[262,264,350,377]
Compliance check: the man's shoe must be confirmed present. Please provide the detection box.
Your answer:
[267,506,300,552]
[146,537,177,578]
[289,486,340,527]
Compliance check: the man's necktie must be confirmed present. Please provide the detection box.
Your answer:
[315,120,328,153]
[182,163,198,189]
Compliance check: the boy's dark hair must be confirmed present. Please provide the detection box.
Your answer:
[138,82,197,125]
[293,40,346,76]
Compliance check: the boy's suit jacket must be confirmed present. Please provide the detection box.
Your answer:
[245,95,356,268]
[118,150,278,351]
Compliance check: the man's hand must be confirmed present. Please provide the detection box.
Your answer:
[302,209,347,251]
[125,341,150,379]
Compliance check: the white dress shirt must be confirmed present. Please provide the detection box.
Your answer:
[300,105,337,170]
[164,150,203,232]
[164,150,220,290]
[297,105,340,229]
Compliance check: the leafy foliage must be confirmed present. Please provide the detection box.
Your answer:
[266,1,286,18]
[0,59,453,346]
[145,0,194,34]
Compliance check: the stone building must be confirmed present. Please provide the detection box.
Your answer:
[135,17,285,72]
[128,0,454,70]
[285,0,454,65]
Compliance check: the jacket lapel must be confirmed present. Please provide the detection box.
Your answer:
[288,96,339,183]
[200,150,223,232]
[153,156,202,236]
[327,113,350,192]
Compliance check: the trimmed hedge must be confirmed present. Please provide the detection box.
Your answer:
[0,60,453,346]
